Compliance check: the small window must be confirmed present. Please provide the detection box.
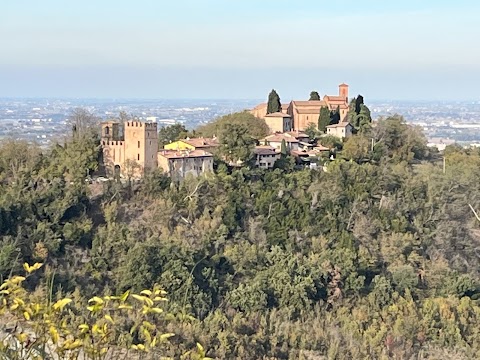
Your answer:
[138,154,140,161]
[149,140,152,146]
[138,141,140,148]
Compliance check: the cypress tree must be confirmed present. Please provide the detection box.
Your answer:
[267,89,282,114]
[309,91,320,101]
[330,106,341,125]
[355,95,364,114]
[318,106,331,133]
[280,139,288,156]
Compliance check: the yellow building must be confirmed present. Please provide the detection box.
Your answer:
[164,137,219,153]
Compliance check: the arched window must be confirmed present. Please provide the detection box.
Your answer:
[104,126,110,136]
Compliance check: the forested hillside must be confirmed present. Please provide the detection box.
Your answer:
[1,114,480,359]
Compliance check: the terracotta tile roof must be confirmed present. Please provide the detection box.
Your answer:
[324,95,347,103]
[327,104,349,111]
[183,137,219,148]
[290,150,310,157]
[285,131,309,139]
[313,145,330,151]
[296,108,322,115]
[252,102,290,111]
[265,112,291,118]
[262,134,300,143]
[292,100,327,107]
[326,122,352,128]
[254,146,278,156]
[339,83,349,87]
[158,149,213,159]
[252,103,267,110]
[292,146,330,157]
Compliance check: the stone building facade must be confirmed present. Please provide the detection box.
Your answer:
[326,122,354,139]
[101,121,158,177]
[157,149,214,181]
[254,146,280,169]
[264,112,293,133]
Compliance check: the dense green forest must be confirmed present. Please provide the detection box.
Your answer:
[1,113,480,359]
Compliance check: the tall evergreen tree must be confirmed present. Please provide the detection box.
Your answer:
[267,89,282,114]
[309,91,321,101]
[348,94,372,132]
[280,139,288,156]
[355,95,364,114]
[330,106,341,125]
[318,106,331,133]
[355,104,372,131]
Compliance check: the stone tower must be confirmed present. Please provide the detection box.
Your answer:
[339,83,349,103]
[101,120,158,177]
[101,121,125,176]
[124,121,158,176]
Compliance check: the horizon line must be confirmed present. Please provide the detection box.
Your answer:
[1,96,479,103]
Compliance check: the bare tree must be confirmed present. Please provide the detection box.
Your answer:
[69,108,99,138]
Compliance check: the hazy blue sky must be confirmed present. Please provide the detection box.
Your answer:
[1,0,479,100]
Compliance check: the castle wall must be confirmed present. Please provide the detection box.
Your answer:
[102,140,125,176]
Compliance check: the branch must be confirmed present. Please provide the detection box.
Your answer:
[184,180,203,201]
[469,204,480,222]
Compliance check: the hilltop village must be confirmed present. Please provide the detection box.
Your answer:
[100,83,372,180]
[3,87,480,359]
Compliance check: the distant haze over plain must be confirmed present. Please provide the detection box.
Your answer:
[1,0,479,101]
[1,65,479,102]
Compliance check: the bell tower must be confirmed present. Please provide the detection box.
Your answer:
[339,83,349,103]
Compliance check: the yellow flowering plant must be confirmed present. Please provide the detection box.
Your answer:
[0,263,212,360]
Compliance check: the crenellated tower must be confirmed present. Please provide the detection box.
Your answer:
[101,120,158,177]
[124,121,158,175]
